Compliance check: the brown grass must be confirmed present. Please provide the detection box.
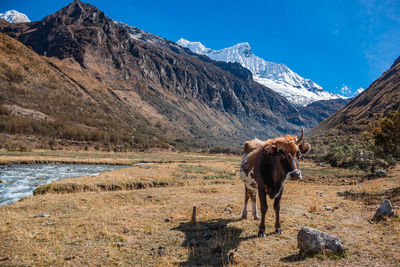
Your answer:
[0,152,399,266]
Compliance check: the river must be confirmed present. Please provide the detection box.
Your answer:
[0,164,129,206]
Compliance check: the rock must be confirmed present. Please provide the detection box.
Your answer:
[317,163,325,167]
[224,207,232,214]
[165,217,171,222]
[34,213,50,218]
[0,180,5,184]
[64,256,75,261]
[116,242,126,248]
[0,257,10,261]
[325,206,332,211]
[374,199,395,219]
[374,169,387,177]
[41,221,55,226]
[158,250,166,256]
[297,227,345,255]
[342,179,348,183]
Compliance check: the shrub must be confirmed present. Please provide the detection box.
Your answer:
[370,109,400,159]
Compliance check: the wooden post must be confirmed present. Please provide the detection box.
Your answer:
[191,206,197,224]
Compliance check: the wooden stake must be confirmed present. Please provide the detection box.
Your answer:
[191,206,197,224]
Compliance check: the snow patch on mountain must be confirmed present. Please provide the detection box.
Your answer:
[0,10,30,23]
[177,38,349,106]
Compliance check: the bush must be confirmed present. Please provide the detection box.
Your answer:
[370,109,400,159]
[320,110,400,170]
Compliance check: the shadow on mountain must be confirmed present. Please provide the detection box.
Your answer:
[172,218,256,266]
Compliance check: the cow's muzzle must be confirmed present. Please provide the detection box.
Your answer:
[287,170,302,180]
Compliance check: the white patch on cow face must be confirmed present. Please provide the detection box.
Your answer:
[286,170,302,180]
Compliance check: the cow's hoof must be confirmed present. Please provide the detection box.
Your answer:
[275,229,283,235]
[253,215,260,220]
[241,212,247,220]
[257,229,266,237]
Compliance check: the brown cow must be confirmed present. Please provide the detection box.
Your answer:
[240,128,310,236]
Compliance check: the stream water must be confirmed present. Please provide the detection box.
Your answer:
[0,164,129,206]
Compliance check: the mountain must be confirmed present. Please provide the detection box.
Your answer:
[309,55,400,139]
[177,38,349,106]
[0,0,309,151]
[0,10,30,23]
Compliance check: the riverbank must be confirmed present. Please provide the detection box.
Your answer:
[0,151,399,266]
[0,150,214,165]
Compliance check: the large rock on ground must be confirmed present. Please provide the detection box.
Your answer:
[297,227,345,255]
[374,199,395,219]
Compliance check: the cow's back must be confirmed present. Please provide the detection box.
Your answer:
[242,138,264,155]
[240,139,264,190]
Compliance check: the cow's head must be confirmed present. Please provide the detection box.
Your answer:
[264,128,310,180]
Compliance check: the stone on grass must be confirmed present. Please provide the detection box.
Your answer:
[374,169,387,177]
[297,227,345,255]
[34,213,50,218]
[374,199,395,219]
[116,242,126,248]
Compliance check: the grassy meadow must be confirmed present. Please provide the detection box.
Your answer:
[0,151,399,266]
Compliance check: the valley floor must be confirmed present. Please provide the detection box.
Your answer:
[0,151,399,266]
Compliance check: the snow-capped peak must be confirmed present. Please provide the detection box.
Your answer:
[0,10,30,23]
[177,38,349,106]
[177,38,210,54]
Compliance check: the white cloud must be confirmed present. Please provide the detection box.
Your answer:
[339,85,364,97]
[340,85,352,96]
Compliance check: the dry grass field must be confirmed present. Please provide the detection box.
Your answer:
[0,151,399,266]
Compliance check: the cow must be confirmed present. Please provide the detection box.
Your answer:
[240,128,310,237]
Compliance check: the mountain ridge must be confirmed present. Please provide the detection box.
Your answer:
[177,38,349,106]
[309,55,400,141]
[0,1,311,150]
[0,10,30,23]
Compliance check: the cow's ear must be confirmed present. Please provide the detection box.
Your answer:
[264,144,277,155]
[299,143,311,154]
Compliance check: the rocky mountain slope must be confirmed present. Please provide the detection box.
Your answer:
[310,55,400,138]
[177,38,349,106]
[0,10,30,23]
[0,0,311,150]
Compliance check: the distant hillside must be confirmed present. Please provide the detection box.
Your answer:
[0,32,171,151]
[0,0,311,151]
[307,55,400,166]
[310,56,400,138]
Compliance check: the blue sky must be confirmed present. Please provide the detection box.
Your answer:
[1,0,400,96]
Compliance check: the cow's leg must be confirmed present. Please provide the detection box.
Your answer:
[273,193,283,234]
[241,185,250,219]
[250,190,260,220]
[257,186,268,237]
